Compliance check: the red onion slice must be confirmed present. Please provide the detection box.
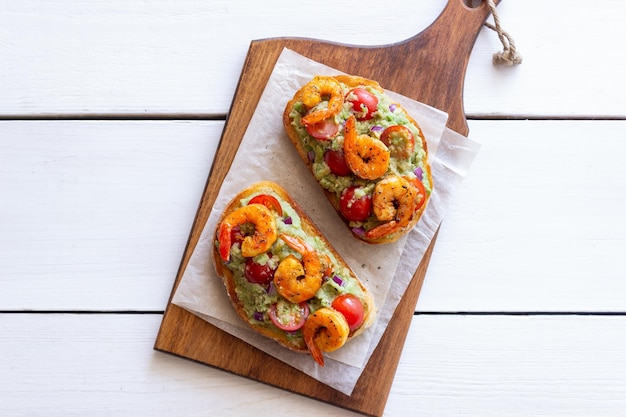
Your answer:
[414,166,423,181]
[352,226,366,236]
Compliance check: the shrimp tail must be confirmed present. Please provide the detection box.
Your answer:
[218,222,232,261]
[364,220,399,240]
[280,233,310,253]
[304,333,325,367]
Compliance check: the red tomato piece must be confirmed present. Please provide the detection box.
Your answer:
[324,150,351,176]
[218,224,245,260]
[248,194,283,216]
[332,294,365,331]
[244,255,275,286]
[304,118,339,140]
[339,186,372,222]
[380,125,415,159]
[269,300,309,332]
[346,88,378,120]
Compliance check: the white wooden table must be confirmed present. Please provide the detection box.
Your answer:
[2,1,626,415]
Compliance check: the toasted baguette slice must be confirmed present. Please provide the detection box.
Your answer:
[283,75,433,244]
[212,181,375,364]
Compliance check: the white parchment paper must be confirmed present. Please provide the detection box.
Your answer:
[172,48,480,395]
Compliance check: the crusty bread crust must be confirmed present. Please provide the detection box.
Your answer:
[212,181,376,354]
[283,75,434,244]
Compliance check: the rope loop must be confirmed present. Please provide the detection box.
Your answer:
[484,0,523,66]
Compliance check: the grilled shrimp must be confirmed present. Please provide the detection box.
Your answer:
[343,115,390,180]
[273,234,323,304]
[218,204,278,261]
[303,307,350,366]
[300,76,344,126]
[364,175,418,240]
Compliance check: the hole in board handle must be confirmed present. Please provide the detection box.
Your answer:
[465,0,483,8]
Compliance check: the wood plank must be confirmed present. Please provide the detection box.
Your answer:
[0,121,220,310]
[419,119,626,312]
[2,313,626,416]
[1,0,625,117]
[0,0,446,117]
[2,120,626,312]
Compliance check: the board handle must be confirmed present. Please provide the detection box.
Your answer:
[268,0,502,135]
[420,0,500,41]
[375,0,501,134]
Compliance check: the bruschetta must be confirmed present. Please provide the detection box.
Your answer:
[213,181,375,366]
[283,75,433,244]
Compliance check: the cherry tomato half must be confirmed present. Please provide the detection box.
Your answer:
[304,118,339,140]
[248,194,283,216]
[346,88,378,120]
[380,125,415,159]
[339,186,372,222]
[244,255,275,286]
[324,150,351,176]
[332,294,365,331]
[269,300,309,332]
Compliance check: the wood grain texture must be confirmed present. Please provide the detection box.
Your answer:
[155,1,496,415]
[3,120,626,312]
[4,314,626,417]
[0,121,220,311]
[420,120,626,312]
[2,0,625,118]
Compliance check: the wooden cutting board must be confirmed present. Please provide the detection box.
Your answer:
[155,1,498,415]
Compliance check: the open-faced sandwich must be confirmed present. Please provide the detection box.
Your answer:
[213,181,375,366]
[283,75,433,244]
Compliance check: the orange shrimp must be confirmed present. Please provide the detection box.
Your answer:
[303,307,350,367]
[343,115,390,180]
[218,204,277,261]
[364,175,418,240]
[300,76,344,126]
[273,234,323,304]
